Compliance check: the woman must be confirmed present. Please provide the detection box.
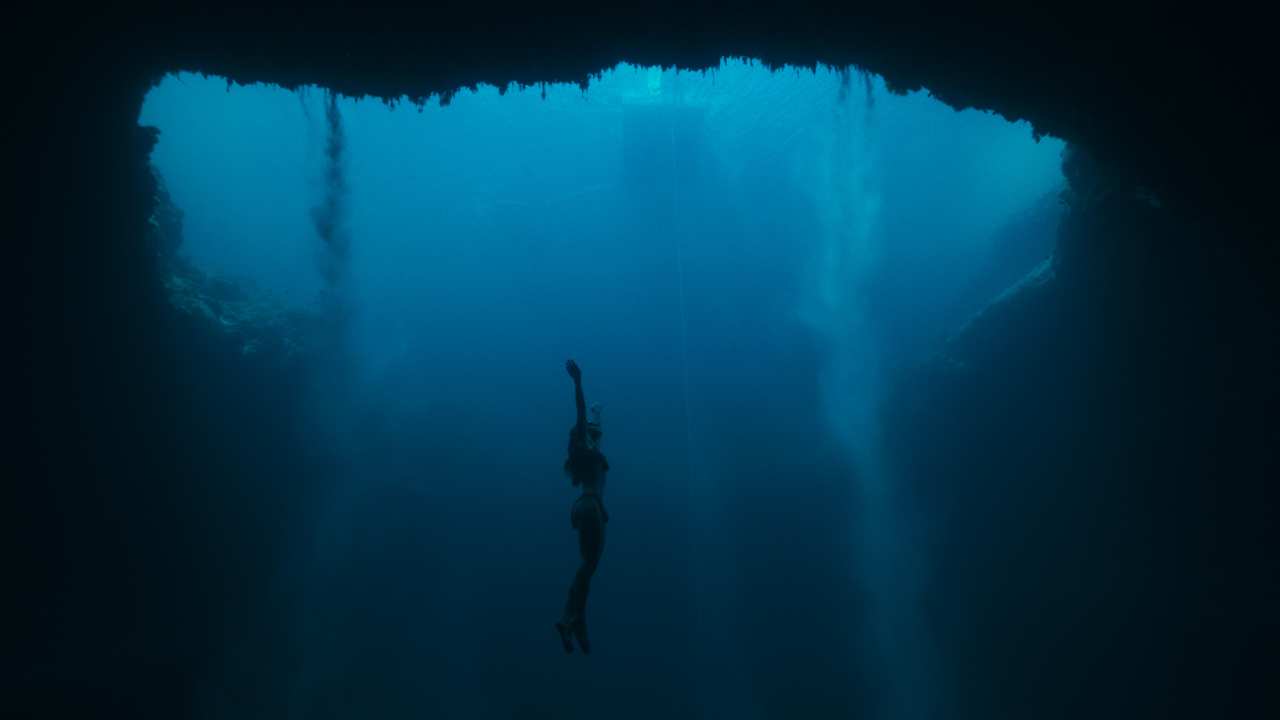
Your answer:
[556,359,609,655]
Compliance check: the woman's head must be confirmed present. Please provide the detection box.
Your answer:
[586,403,603,448]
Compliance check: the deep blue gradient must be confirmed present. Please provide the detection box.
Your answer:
[140,60,1064,719]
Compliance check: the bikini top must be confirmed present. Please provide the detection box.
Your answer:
[566,432,609,494]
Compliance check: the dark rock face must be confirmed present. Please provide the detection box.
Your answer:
[9,5,1277,719]
[883,147,1278,717]
[150,169,322,367]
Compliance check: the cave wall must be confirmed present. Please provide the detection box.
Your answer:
[9,4,1277,719]
[882,147,1278,717]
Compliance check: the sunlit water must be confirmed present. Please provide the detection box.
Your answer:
[141,60,1064,719]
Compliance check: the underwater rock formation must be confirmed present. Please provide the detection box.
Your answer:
[149,170,320,367]
[163,268,309,361]
[881,145,1278,718]
[310,90,350,295]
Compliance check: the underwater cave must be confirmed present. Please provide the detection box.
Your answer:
[12,7,1278,720]
[135,63,1063,716]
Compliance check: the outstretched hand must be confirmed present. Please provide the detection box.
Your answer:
[566,359,582,382]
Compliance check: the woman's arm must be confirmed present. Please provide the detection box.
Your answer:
[566,359,586,442]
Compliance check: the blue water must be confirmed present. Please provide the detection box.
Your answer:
[141,60,1064,719]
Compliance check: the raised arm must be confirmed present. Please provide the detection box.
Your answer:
[566,359,586,441]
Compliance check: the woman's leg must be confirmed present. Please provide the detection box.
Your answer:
[559,500,606,652]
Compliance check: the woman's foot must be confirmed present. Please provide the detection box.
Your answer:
[555,622,574,654]
[571,620,591,655]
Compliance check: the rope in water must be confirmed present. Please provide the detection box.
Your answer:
[669,107,696,486]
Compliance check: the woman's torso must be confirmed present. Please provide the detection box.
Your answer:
[567,436,608,497]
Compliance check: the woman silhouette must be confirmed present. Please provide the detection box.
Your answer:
[556,359,609,654]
